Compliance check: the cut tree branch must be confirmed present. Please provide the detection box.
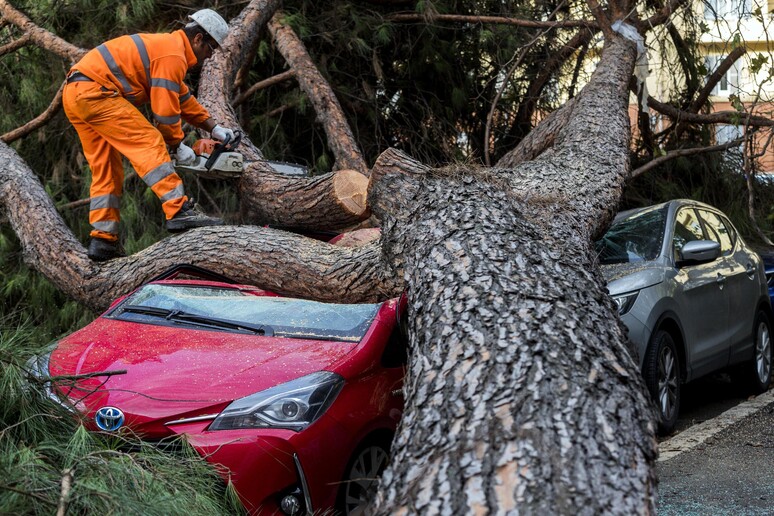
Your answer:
[196,0,370,230]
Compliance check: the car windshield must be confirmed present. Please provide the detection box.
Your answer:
[107,284,381,342]
[595,207,667,265]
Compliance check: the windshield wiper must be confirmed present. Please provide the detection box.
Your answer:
[120,305,274,335]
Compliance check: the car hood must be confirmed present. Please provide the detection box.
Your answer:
[601,261,666,295]
[48,318,358,434]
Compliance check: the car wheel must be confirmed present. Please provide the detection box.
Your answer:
[643,329,680,435]
[734,309,772,394]
[337,437,391,516]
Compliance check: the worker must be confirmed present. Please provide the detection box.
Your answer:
[63,8,236,261]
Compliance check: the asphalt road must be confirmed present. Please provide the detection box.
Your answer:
[672,373,756,435]
[657,384,774,515]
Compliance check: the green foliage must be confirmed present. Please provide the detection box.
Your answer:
[0,320,242,515]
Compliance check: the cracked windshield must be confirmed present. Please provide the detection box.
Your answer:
[110,284,381,342]
[595,207,667,264]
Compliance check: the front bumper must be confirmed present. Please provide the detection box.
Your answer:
[167,412,362,514]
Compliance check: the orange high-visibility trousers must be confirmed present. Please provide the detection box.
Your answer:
[63,80,188,242]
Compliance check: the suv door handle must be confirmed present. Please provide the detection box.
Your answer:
[747,263,756,277]
[717,273,727,286]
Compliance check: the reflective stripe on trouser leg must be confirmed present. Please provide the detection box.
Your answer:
[61,81,188,223]
[62,82,125,242]
[140,161,186,220]
[89,193,122,241]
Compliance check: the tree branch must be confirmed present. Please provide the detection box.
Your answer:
[0,484,57,507]
[0,31,30,56]
[231,70,295,108]
[643,0,690,30]
[268,13,367,173]
[1,80,65,143]
[690,46,745,113]
[0,0,85,62]
[630,138,744,178]
[648,95,773,127]
[511,29,596,141]
[55,469,74,516]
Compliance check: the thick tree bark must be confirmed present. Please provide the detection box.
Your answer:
[0,141,397,313]
[496,97,579,169]
[368,33,657,514]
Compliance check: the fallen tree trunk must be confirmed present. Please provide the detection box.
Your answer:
[368,32,657,514]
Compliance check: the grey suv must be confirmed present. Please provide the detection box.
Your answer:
[596,199,772,434]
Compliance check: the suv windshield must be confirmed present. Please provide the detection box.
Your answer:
[107,284,381,342]
[595,207,667,265]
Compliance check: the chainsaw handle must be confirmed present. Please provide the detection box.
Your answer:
[205,130,242,171]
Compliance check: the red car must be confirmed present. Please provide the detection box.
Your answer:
[34,265,406,515]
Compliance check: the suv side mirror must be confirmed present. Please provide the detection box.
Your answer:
[677,240,721,266]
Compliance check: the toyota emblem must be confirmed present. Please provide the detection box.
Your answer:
[95,406,125,431]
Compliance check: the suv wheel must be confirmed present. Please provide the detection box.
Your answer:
[643,329,680,435]
[733,309,772,394]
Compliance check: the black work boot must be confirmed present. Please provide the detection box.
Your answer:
[166,198,223,232]
[87,238,125,261]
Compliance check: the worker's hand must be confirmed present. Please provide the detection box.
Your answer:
[174,142,196,165]
[211,124,235,143]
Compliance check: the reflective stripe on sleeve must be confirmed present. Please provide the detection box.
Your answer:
[89,194,121,210]
[179,91,192,103]
[151,78,181,93]
[142,161,176,188]
[153,112,181,125]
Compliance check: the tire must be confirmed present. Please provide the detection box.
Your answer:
[642,329,681,435]
[733,309,772,395]
[336,436,391,516]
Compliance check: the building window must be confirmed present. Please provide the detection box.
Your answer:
[704,55,741,96]
[705,0,752,18]
[715,124,744,159]
[716,124,743,144]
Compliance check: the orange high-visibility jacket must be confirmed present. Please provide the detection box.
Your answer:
[71,29,211,146]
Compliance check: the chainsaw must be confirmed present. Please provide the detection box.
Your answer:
[174,131,244,179]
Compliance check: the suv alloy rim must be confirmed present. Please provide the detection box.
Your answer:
[658,346,678,421]
[756,320,771,384]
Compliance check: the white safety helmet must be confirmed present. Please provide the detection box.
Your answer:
[187,8,228,46]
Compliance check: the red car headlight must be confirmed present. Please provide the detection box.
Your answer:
[209,371,344,432]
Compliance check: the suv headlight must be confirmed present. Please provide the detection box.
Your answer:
[209,371,344,432]
[612,291,639,315]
